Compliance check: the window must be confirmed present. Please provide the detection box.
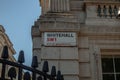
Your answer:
[102,56,120,80]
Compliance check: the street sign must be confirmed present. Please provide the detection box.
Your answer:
[44,32,77,46]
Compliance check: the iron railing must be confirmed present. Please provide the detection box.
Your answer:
[0,46,64,80]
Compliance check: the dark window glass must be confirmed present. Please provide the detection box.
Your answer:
[102,58,114,72]
[115,58,120,72]
[103,74,115,80]
[116,74,120,80]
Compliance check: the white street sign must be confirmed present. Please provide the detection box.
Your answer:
[44,32,77,46]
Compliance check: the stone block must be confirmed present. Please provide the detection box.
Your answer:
[0,35,5,45]
[70,0,84,10]
[41,47,60,59]
[60,61,79,74]
[78,37,88,48]
[60,47,78,59]
[79,63,91,77]
[86,5,97,18]
[33,37,42,49]
[79,11,86,23]
[31,26,40,36]
[79,49,90,62]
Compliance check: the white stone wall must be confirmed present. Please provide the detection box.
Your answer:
[32,1,120,80]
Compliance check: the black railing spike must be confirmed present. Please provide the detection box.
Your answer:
[1,46,9,59]
[51,66,56,77]
[23,72,31,80]
[8,67,17,80]
[0,46,63,80]
[31,56,38,68]
[42,61,49,73]
[18,50,25,63]
[56,70,62,80]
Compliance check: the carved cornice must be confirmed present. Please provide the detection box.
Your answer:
[84,0,120,3]
[80,25,120,37]
[85,0,120,5]
[0,25,16,54]
[84,0,120,6]
[0,25,5,33]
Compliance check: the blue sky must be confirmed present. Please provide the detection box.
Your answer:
[0,0,41,66]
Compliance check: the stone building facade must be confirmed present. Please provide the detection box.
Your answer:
[0,25,16,77]
[0,25,15,60]
[31,0,120,80]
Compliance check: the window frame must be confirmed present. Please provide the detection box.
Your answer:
[101,56,120,80]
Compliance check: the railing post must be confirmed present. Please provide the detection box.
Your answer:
[31,56,38,80]
[56,70,64,80]
[51,66,56,80]
[1,46,9,80]
[18,50,25,80]
[42,61,49,80]
[1,62,6,80]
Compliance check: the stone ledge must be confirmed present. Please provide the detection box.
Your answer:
[86,18,120,26]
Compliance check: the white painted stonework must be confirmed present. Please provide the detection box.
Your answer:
[32,0,120,80]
